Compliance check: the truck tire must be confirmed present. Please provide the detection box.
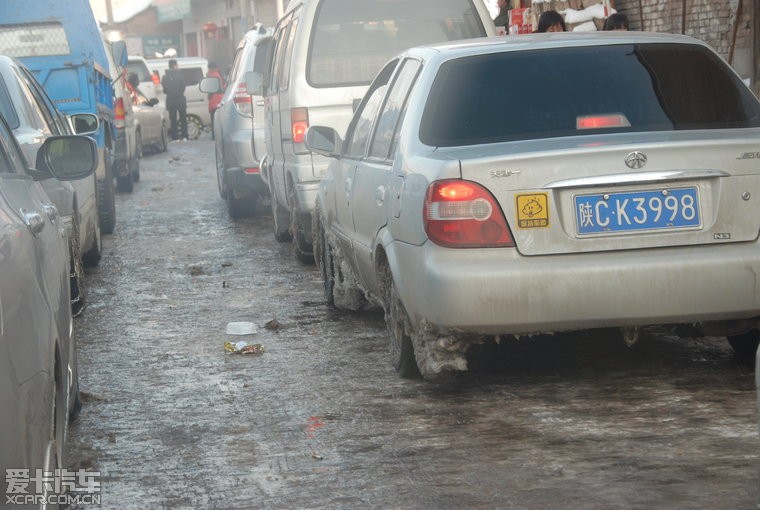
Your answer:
[98,149,116,235]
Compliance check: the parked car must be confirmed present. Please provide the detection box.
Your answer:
[107,46,141,193]
[146,57,210,140]
[132,86,169,154]
[308,32,760,379]
[127,55,162,101]
[0,54,101,315]
[200,24,272,218]
[0,116,97,489]
[252,0,496,262]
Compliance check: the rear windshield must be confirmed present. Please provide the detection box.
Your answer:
[420,43,760,147]
[309,0,486,87]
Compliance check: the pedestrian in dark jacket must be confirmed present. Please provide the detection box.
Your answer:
[162,59,188,140]
[493,0,509,31]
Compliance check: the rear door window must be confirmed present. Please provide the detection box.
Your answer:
[308,0,486,87]
[127,60,151,82]
[180,68,203,87]
[421,43,760,147]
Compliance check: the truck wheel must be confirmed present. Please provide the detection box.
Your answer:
[98,149,116,235]
[186,115,203,140]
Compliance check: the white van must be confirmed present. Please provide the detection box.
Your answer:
[146,57,210,140]
[257,0,496,262]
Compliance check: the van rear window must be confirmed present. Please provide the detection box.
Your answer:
[309,0,486,87]
[0,22,70,58]
[420,43,760,147]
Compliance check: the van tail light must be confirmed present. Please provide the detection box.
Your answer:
[424,179,515,248]
[233,83,252,116]
[114,96,126,128]
[291,108,309,144]
[243,167,259,174]
[151,71,160,86]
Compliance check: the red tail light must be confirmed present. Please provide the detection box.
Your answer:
[291,108,308,144]
[151,72,160,86]
[243,167,259,174]
[114,96,125,128]
[233,83,252,116]
[424,179,514,248]
[576,114,630,130]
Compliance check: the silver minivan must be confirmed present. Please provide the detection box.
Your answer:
[255,0,495,262]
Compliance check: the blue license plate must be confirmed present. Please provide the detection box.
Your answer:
[575,187,701,235]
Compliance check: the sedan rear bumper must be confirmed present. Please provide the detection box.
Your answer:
[390,239,760,336]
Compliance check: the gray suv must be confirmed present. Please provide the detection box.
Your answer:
[200,24,272,218]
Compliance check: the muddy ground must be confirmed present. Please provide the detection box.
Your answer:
[67,138,760,509]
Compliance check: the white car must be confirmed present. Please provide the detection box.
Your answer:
[309,33,760,379]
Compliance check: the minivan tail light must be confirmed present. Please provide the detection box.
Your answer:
[114,96,125,128]
[233,83,252,116]
[291,108,309,144]
[151,72,160,86]
[424,179,514,248]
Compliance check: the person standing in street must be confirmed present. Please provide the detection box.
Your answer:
[493,0,509,33]
[206,62,225,141]
[162,59,188,140]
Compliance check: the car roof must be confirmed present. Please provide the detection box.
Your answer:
[405,32,712,61]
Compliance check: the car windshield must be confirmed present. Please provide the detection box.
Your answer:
[309,0,486,87]
[420,43,760,147]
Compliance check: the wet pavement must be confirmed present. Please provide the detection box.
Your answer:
[68,138,760,509]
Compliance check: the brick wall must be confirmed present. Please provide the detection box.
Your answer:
[615,0,753,76]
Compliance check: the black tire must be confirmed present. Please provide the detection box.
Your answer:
[271,190,292,242]
[69,214,85,317]
[287,181,313,264]
[187,115,203,140]
[384,268,421,378]
[82,213,102,267]
[228,192,255,219]
[727,330,760,361]
[313,203,334,308]
[98,149,116,235]
[116,172,133,192]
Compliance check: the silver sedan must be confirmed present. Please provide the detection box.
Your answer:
[308,32,760,379]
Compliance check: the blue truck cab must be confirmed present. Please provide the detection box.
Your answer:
[0,0,126,234]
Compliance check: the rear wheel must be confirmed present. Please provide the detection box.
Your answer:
[98,148,116,235]
[287,180,313,264]
[187,115,203,140]
[271,189,292,242]
[383,266,421,378]
[726,330,760,362]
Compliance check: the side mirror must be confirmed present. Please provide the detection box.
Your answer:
[34,136,97,181]
[199,76,222,94]
[147,97,159,107]
[305,126,341,159]
[111,40,128,67]
[244,71,263,96]
[68,113,99,136]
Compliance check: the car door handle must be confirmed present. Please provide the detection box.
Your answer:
[21,209,45,235]
[42,203,59,222]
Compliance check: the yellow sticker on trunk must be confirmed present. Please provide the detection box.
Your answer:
[516,193,550,229]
